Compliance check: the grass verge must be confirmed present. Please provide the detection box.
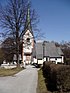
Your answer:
[37,68,48,93]
[0,67,24,76]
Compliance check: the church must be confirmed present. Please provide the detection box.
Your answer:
[22,6,35,64]
[21,5,64,65]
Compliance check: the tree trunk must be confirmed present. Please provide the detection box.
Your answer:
[16,43,20,67]
[16,25,20,67]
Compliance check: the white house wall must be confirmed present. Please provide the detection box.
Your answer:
[50,58,56,62]
[38,59,43,64]
[56,58,62,64]
[33,56,64,65]
[44,57,46,61]
[33,58,43,64]
[33,57,63,65]
[61,56,64,63]
[50,58,62,64]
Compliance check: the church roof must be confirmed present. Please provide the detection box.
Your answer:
[34,41,64,59]
[44,42,61,57]
[36,42,43,59]
[56,47,64,56]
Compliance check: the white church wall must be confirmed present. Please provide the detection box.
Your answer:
[50,58,56,62]
[56,58,62,64]
[50,57,62,64]
[24,48,32,53]
[38,59,43,64]
[33,58,37,64]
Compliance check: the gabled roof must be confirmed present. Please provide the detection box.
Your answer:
[32,43,36,57]
[36,41,43,59]
[44,42,61,57]
[56,47,64,56]
[34,41,64,59]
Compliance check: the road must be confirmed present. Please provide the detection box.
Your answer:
[0,65,38,93]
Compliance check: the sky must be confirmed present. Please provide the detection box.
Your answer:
[0,0,70,42]
[31,0,70,42]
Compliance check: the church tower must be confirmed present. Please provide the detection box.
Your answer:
[22,3,35,64]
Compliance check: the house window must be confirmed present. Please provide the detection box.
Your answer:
[55,58,57,60]
[46,57,48,61]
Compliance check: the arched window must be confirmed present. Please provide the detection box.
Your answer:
[27,38,30,42]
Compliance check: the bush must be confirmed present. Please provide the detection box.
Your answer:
[65,58,70,65]
[43,61,70,92]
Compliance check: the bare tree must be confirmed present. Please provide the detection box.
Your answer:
[1,37,16,62]
[0,0,39,66]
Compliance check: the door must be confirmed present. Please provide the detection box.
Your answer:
[26,54,31,64]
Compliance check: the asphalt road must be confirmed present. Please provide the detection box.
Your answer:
[0,65,38,93]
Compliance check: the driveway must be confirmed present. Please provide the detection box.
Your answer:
[0,65,38,93]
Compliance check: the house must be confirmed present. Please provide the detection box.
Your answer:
[33,41,64,64]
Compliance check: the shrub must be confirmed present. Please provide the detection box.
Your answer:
[65,58,70,65]
[43,61,70,92]
[56,65,70,92]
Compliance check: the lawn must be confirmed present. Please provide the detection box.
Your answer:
[0,67,23,76]
[37,68,48,93]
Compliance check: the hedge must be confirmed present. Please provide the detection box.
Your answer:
[43,62,70,92]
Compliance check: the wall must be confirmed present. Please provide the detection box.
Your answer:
[33,58,37,64]
[50,57,62,64]
[22,29,34,63]
[38,59,43,64]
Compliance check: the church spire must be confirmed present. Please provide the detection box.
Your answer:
[25,1,31,30]
[23,0,34,36]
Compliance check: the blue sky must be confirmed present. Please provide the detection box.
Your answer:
[0,0,70,42]
[31,0,70,42]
